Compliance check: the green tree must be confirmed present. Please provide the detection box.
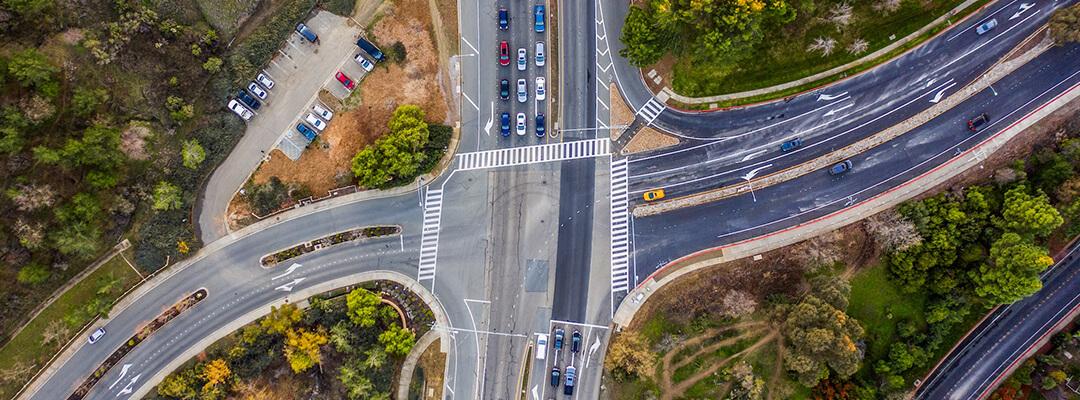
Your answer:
[71,87,109,117]
[619,6,667,67]
[261,303,302,335]
[329,321,355,354]
[364,347,388,369]
[17,263,50,285]
[7,48,57,89]
[339,361,375,399]
[378,325,416,356]
[157,367,200,399]
[998,185,1063,239]
[51,193,101,259]
[781,276,864,387]
[284,327,329,373]
[152,181,183,211]
[346,288,381,327]
[202,57,223,73]
[970,232,1054,305]
[351,105,430,187]
[1050,3,1080,44]
[181,139,206,169]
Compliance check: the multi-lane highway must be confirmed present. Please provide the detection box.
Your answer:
[916,244,1080,399]
[18,0,1080,398]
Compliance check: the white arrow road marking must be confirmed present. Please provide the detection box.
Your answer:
[108,364,132,390]
[740,149,767,162]
[116,373,141,397]
[743,164,773,181]
[484,101,494,135]
[1010,2,1034,20]
[531,385,539,399]
[817,91,848,101]
[271,263,302,280]
[824,103,854,117]
[275,277,305,292]
[588,336,601,355]
[929,82,957,103]
[926,78,937,88]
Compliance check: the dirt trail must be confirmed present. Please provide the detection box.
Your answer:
[766,332,785,400]
[666,331,780,399]
[658,321,767,398]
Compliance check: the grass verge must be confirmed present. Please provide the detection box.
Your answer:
[0,250,141,399]
[848,263,928,364]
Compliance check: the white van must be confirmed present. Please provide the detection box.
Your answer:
[536,333,549,360]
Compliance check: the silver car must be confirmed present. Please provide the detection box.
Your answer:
[517,78,527,103]
[256,73,275,90]
[305,113,326,131]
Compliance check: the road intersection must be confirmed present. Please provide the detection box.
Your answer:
[18,0,1080,399]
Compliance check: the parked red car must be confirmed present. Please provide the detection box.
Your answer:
[499,41,510,66]
[335,71,355,90]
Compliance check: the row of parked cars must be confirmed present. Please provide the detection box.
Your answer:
[536,328,582,395]
[228,73,277,121]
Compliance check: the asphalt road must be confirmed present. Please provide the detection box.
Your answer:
[916,244,1080,399]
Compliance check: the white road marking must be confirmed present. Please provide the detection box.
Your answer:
[636,98,665,124]
[417,188,444,281]
[461,36,479,54]
[817,91,848,101]
[462,91,480,111]
[274,277,305,292]
[610,158,630,294]
[455,139,610,170]
[107,364,132,390]
[947,0,1021,41]
[270,263,302,280]
[115,374,141,397]
[824,103,855,117]
[1009,2,1035,21]
[930,82,958,103]
[484,101,494,135]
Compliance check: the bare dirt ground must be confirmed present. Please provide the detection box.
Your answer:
[623,126,678,154]
[228,0,457,230]
[609,83,634,141]
[413,337,446,400]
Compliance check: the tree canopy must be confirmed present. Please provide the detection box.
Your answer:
[782,276,864,387]
[351,105,430,188]
[346,288,381,328]
[970,232,1055,305]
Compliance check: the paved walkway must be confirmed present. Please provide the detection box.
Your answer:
[396,330,443,400]
[614,62,1080,327]
[658,0,982,105]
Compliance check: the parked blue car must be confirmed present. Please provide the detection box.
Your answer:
[296,23,318,43]
[829,160,853,175]
[296,123,317,141]
[235,90,261,111]
[780,138,802,152]
[500,112,511,137]
[534,5,545,32]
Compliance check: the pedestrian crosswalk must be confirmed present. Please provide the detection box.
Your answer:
[610,158,631,293]
[637,98,665,124]
[456,138,611,171]
[417,188,443,282]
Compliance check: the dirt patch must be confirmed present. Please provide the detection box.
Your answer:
[622,126,678,154]
[643,54,676,96]
[240,0,451,210]
[610,83,634,141]
[119,122,151,160]
[413,338,446,400]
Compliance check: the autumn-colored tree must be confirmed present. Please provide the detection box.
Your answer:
[284,327,329,373]
[1050,3,1080,44]
[605,332,654,381]
[157,367,199,399]
[261,303,302,335]
[201,358,231,390]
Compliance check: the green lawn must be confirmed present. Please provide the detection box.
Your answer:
[848,263,928,365]
[670,0,984,97]
[0,251,142,399]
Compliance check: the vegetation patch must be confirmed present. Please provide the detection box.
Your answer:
[227,0,318,84]
[621,0,977,97]
[990,318,1080,399]
[149,283,428,399]
[260,225,402,266]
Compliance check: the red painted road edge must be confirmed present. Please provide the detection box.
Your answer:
[977,299,1080,400]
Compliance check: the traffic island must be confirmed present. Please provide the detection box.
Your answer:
[260,225,401,266]
[68,289,207,400]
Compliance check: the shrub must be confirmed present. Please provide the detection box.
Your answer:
[17,263,50,285]
[228,0,316,84]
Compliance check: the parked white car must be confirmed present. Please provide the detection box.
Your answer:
[535,41,545,67]
[354,53,375,71]
[535,77,546,101]
[305,113,326,131]
[227,99,253,121]
[515,112,526,136]
[247,82,268,100]
[256,73,275,90]
[517,78,527,103]
[517,48,527,71]
[312,104,333,121]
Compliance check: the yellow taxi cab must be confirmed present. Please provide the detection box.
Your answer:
[643,189,665,202]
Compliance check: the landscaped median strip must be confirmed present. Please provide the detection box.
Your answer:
[260,225,402,266]
[633,33,1053,218]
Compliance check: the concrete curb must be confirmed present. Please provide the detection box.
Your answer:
[657,0,983,105]
[614,73,1080,328]
[396,330,442,399]
[129,270,451,400]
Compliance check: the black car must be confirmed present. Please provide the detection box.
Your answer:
[236,89,261,110]
[535,113,545,137]
[571,330,581,353]
[499,79,510,100]
[498,8,509,30]
[549,367,560,387]
[967,113,989,132]
[356,37,385,62]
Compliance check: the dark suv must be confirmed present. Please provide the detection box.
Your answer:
[498,8,509,30]
[499,79,510,100]
[967,113,989,132]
